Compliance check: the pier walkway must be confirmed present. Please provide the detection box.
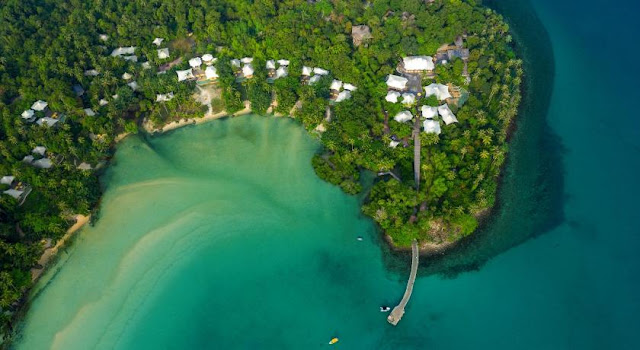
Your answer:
[387,240,419,326]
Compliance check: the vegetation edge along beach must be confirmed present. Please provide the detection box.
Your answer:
[0,0,522,343]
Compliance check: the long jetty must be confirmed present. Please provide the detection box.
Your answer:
[387,240,419,326]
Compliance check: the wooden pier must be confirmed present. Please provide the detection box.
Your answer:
[387,240,419,326]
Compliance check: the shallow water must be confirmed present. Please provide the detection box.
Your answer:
[15,0,640,347]
[15,116,407,349]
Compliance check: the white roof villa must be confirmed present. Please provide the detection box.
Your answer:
[394,110,413,123]
[335,90,351,102]
[240,57,253,64]
[402,93,416,106]
[189,57,202,68]
[423,119,442,135]
[21,109,34,120]
[385,91,401,103]
[266,60,276,70]
[421,105,438,119]
[83,108,96,116]
[343,83,357,91]
[275,66,288,79]
[152,37,164,46]
[31,100,48,111]
[389,140,400,148]
[330,80,343,91]
[157,48,170,59]
[230,59,241,67]
[22,155,34,163]
[309,75,321,85]
[177,69,195,81]
[110,46,136,57]
[205,66,218,79]
[32,158,53,169]
[123,55,137,62]
[3,189,24,200]
[202,54,215,64]
[277,59,290,66]
[127,81,139,91]
[403,56,435,71]
[242,64,254,78]
[1,176,15,185]
[32,146,46,156]
[156,92,175,102]
[424,83,452,100]
[313,67,329,75]
[77,162,93,170]
[386,75,408,91]
[438,104,458,125]
[36,117,58,127]
[141,61,151,69]
[99,34,109,41]
[84,69,100,76]
[99,99,109,106]
[302,66,312,76]
[122,72,132,80]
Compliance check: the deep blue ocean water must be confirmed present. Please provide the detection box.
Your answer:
[13,0,640,348]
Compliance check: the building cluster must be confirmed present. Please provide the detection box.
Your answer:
[175,53,219,84]
[20,100,66,127]
[384,56,462,144]
[22,145,53,169]
[301,66,356,103]
[266,59,290,82]
[329,79,357,103]
[301,66,329,85]
[230,57,254,80]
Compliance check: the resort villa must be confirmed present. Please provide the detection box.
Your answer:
[386,74,409,91]
[399,56,435,73]
[424,83,452,100]
[385,91,401,103]
[266,59,289,82]
[177,68,195,82]
[110,46,137,62]
[156,92,175,102]
[302,66,329,85]
[1,176,31,204]
[394,110,413,123]
[157,48,170,59]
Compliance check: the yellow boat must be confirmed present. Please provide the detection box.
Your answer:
[329,337,339,345]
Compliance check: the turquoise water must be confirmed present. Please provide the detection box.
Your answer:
[15,0,640,348]
[15,116,406,349]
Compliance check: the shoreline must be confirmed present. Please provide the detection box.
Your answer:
[30,102,256,279]
[30,214,90,282]
[143,101,253,135]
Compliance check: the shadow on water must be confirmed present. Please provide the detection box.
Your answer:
[381,0,566,278]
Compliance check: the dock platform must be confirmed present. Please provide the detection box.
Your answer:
[387,240,419,326]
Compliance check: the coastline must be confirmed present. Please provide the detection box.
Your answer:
[143,101,253,135]
[416,0,562,276]
[30,214,90,282]
[28,102,256,285]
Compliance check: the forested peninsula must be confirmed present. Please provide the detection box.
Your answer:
[0,0,521,338]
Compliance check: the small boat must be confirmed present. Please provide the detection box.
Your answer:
[380,306,391,312]
[356,236,363,241]
[329,337,339,345]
